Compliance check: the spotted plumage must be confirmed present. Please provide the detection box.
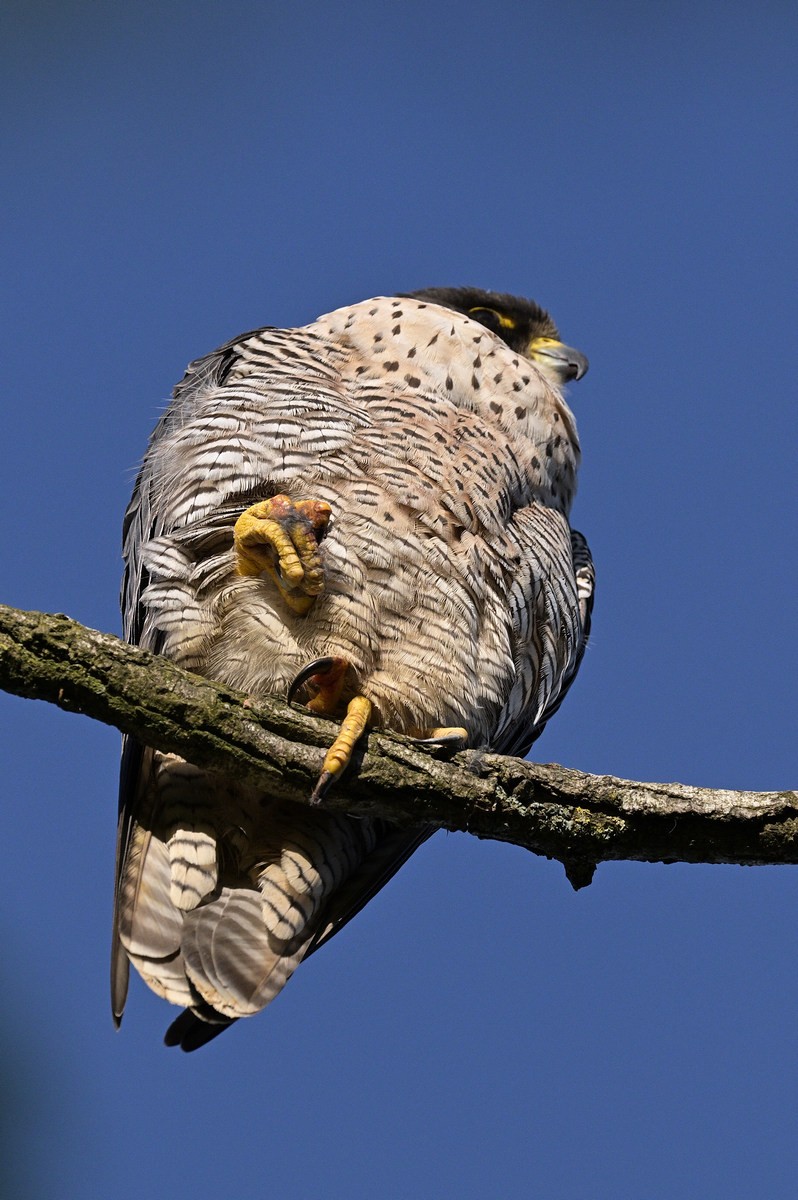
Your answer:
[114,288,594,1049]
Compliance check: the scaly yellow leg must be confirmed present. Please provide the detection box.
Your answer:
[287,662,466,804]
[287,658,372,804]
[310,696,373,805]
[234,495,331,616]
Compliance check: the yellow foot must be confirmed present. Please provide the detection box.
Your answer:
[310,696,373,805]
[233,495,331,616]
[409,726,469,748]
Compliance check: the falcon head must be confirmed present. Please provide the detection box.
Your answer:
[402,286,588,384]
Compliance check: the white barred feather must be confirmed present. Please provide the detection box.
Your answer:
[112,292,594,1048]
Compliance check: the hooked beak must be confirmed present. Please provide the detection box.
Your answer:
[529,336,589,383]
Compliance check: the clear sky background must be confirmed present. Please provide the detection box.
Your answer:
[1,3,796,1197]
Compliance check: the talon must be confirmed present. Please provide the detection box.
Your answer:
[287,656,349,713]
[233,495,331,615]
[309,770,335,806]
[409,726,469,748]
[310,695,372,805]
[287,656,337,706]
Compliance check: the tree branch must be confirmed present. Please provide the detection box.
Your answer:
[1,602,796,887]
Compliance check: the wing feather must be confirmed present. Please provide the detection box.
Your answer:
[114,299,594,1046]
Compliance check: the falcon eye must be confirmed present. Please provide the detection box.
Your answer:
[467,307,516,334]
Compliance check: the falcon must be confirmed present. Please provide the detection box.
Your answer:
[114,287,594,1050]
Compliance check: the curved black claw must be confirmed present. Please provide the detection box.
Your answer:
[287,657,337,707]
[309,770,335,807]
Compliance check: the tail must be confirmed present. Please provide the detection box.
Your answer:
[114,752,429,1048]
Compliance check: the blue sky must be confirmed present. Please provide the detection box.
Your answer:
[1,3,796,1197]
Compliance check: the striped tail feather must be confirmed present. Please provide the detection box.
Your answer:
[115,752,428,1049]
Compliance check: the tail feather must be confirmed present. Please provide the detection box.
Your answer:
[128,949,197,1008]
[182,888,309,1018]
[164,1006,236,1052]
[115,751,427,1046]
[118,829,182,961]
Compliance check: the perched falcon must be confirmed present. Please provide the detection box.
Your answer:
[114,287,594,1050]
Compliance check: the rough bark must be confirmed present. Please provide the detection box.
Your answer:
[1,602,796,888]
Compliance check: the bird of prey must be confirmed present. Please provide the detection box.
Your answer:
[113,287,594,1051]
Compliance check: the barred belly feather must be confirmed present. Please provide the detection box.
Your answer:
[113,289,594,1049]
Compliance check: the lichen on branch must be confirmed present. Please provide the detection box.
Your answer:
[1,602,796,885]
